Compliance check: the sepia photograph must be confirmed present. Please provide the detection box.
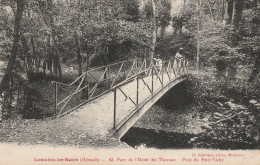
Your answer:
[0,0,259,164]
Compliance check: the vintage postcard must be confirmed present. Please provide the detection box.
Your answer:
[0,0,259,164]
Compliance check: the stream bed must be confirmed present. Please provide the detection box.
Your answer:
[121,127,258,149]
[120,83,260,150]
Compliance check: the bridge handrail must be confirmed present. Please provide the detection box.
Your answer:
[112,59,188,89]
[52,57,188,117]
[52,57,188,87]
[112,58,189,129]
[112,65,153,89]
[53,58,152,117]
[52,58,139,86]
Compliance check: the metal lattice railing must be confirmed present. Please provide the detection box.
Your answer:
[52,58,188,118]
[52,59,151,117]
[112,58,189,129]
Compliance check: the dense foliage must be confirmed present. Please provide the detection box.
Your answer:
[0,0,260,119]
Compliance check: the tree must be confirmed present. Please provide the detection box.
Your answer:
[143,0,171,39]
[224,0,234,24]
[120,0,140,22]
[157,0,171,38]
[150,0,157,61]
[143,0,160,60]
[231,0,244,29]
[0,0,25,96]
[223,0,244,28]
[38,0,63,79]
[249,48,260,82]
[21,34,33,74]
[197,0,201,71]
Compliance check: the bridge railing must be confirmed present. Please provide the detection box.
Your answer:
[112,58,189,129]
[52,59,151,117]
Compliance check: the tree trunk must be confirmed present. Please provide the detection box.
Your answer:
[160,25,166,39]
[80,40,88,100]
[8,73,14,117]
[249,50,260,82]
[222,0,225,20]
[47,34,53,75]
[179,24,183,34]
[75,33,82,76]
[52,41,62,79]
[43,42,47,75]
[21,35,33,74]
[224,0,234,24]
[38,0,62,79]
[232,0,244,29]
[150,0,157,62]
[49,29,62,79]
[76,0,83,76]
[197,0,201,72]
[0,0,25,95]
[53,55,58,76]
[31,38,39,73]
[206,0,215,20]
[43,58,47,75]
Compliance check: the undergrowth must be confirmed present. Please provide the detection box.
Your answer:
[187,68,260,105]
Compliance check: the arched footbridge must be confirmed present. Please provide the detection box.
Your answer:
[53,58,189,138]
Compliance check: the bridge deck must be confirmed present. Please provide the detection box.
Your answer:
[67,69,186,138]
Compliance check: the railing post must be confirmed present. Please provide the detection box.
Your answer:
[177,62,180,76]
[182,60,184,75]
[82,74,89,100]
[170,61,172,79]
[54,82,57,118]
[186,60,189,74]
[124,64,126,79]
[162,67,164,87]
[183,60,185,75]
[108,66,110,88]
[136,60,138,71]
[136,75,139,106]
[152,67,154,95]
[184,60,186,75]
[180,63,182,76]
[86,73,89,100]
[113,87,117,129]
